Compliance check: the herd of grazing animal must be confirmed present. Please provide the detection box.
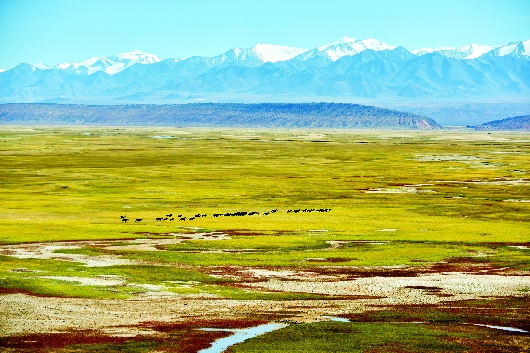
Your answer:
[121,215,143,223]
[120,208,331,223]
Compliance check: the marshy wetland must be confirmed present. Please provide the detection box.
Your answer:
[0,126,529,352]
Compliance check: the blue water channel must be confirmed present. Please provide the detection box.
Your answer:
[198,323,287,353]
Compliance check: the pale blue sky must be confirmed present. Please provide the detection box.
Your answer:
[1,0,529,69]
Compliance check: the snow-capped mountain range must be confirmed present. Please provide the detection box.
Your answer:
[1,37,529,104]
[20,37,530,75]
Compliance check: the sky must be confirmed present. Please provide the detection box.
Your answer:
[1,0,529,69]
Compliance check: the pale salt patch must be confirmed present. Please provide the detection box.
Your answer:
[101,327,161,337]
[504,199,530,203]
[376,229,398,232]
[0,234,229,267]
[326,240,388,249]
[39,275,126,286]
[243,269,298,278]
[128,283,194,299]
[297,133,327,140]
[0,244,133,267]
[436,179,530,186]
[132,283,166,291]
[365,187,435,194]
[415,155,482,162]
[489,151,521,154]
[322,316,350,322]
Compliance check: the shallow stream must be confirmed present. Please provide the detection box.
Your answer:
[198,323,287,353]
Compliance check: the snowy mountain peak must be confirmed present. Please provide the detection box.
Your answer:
[114,50,162,63]
[488,40,530,57]
[309,37,396,61]
[251,43,308,63]
[455,43,497,59]
[30,62,51,71]
[412,43,496,59]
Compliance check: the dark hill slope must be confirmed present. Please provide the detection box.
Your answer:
[475,115,530,130]
[0,103,442,129]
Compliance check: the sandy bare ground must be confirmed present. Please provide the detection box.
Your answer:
[0,235,529,338]
[1,272,529,337]
[0,232,229,267]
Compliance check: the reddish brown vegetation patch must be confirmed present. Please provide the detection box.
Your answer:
[307,266,420,279]
[169,329,232,353]
[203,265,422,282]
[427,257,525,275]
[343,296,530,332]
[0,287,67,298]
[140,318,269,331]
[0,330,142,351]
[0,319,269,353]
[485,242,530,247]
[404,285,454,297]
[222,229,293,237]
[221,229,267,237]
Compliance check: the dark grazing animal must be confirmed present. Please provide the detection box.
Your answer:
[135,219,142,223]
[122,218,129,223]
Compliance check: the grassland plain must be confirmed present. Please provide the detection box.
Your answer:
[0,126,529,352]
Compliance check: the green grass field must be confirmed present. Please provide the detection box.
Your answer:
[1,127,528,243]
[0,126,529,352]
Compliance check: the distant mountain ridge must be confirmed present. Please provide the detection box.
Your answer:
[0,103,442,129]
[1,37,529,104]
[474,114,530,130]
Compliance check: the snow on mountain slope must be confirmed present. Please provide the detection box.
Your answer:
[298,37,396,62]
[30,63,52,71]
[487,40,530,57]
[192,43,308,68]
[458,43,497,59]
[412,44,496,59]
[251,43,308,62]
[0,69,5,73]
[36,50,163,75]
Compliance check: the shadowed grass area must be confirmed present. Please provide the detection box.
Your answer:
[230,297,530,353]
[59,239,525,268]
[227,321,471,353]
